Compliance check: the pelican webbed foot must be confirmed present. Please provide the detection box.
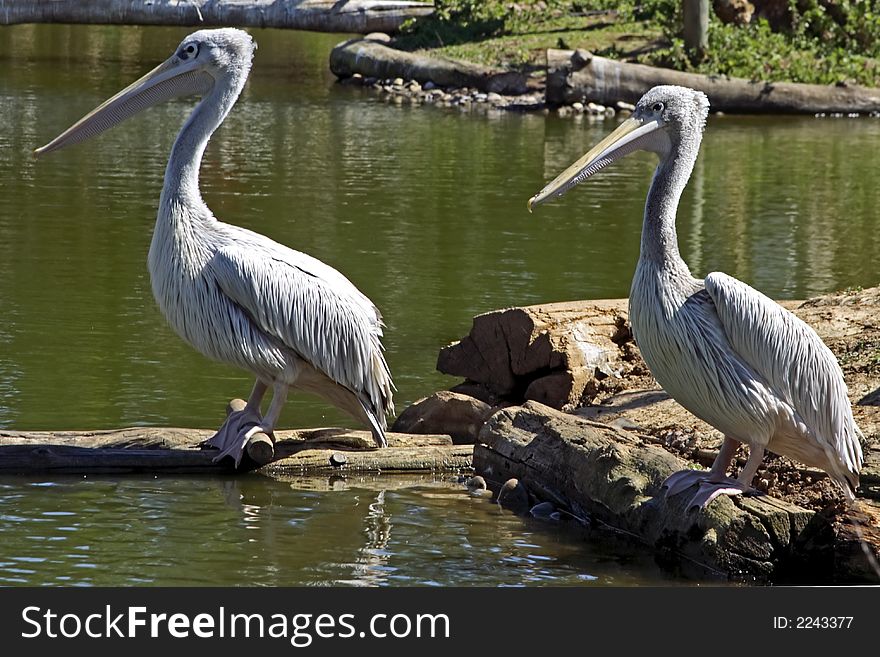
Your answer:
[202,404,266,467]
[661,469,757,510]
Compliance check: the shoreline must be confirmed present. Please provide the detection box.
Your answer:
[330,37,880,117]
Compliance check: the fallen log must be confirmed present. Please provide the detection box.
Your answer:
[476,401,879,583]
[0,427,472,475]
[546,48,880,114]
[330,37,528,94]
[0,0,434,34]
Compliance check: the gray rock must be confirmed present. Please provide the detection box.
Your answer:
[391,391,493,444]
[364,32,392,43]
[497,478,530,513]
[423,80,436,90]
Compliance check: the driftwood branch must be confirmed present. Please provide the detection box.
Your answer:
[330,38,528,94]
[0,1,434,34]
[0,427,472,475]
[546,49,880,113]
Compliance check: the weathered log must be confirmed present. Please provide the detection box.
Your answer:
[546,48,880,113]
[437,299,630,409]
[0,0,434,34]
[0,427,472,475]
[330,38,528,94]
[476,401,879,582]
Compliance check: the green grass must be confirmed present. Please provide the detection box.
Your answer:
[396,0,880,87]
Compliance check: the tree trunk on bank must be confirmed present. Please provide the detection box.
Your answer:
[682,0,710,59]
[0,1,434,34]
[546,48,880,113]
[330,37,529,94]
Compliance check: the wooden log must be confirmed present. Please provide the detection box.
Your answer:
[546,48,880,113]
[0,0,434,34]
[476,401,879,582]
[437,299,630,408]
[0,427,472,475]
[329,38,529,94]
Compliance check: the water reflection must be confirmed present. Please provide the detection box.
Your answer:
[0,475,676,586]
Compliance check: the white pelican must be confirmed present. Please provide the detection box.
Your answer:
[35,28,394,466]
[528,85,863,507]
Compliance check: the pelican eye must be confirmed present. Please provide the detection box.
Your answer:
[652,102,665,113]
[180,43,199,60]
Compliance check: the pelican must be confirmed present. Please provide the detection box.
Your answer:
[35,28,394,466]
[528,85,863,507]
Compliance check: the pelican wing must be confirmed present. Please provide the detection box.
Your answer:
[704,272,863,482]
[206,238,393,417]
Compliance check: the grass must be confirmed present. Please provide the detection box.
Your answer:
[396,0,880,87]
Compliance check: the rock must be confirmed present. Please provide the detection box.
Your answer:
[364,31,392,43]
[615,100,636,111]
[572,101,584,112]
[392,77,404,87]
[587,102,604,114]
[423,80,436,90]
[713,0,755,25]
[530,501,557,520]
[465,475,487,491]
[329,452,347,467]
[475,93,488,103]
[487,92,503,103]
[392,391,493,444]
[604,106,616,117]
[497,478,530,513]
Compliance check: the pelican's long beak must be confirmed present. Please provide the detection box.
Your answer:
[34,55,214,158]
[527,116,662,211]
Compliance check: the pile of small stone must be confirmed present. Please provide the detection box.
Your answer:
[338,73,542,112]
[339,73,645,118]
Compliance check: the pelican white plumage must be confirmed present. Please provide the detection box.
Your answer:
[35,28,394,466]
[528,85,863,507]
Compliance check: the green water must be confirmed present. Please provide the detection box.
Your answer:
[0,25,877,586]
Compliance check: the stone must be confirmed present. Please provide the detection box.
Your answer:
[364,31,392,43]
[487,92,503,103]
[423,80,436,90]
[572,101,584,112]
[713,0,755,26]
[391,391,492,444]
[392,77,404,87]
[329,452,347,467]
[497,478,530,513]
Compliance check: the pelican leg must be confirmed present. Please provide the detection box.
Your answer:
[685,441,765,509]
[204,380,267,467]
[662,436,761,508]
[662,436,740,496]
[243,382,288,442]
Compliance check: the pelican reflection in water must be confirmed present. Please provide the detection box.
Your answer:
[35,29,394,466]
[529,85,863,508]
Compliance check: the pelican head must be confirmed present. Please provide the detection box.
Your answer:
[34,28,256,158]
[528,85,709,211]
